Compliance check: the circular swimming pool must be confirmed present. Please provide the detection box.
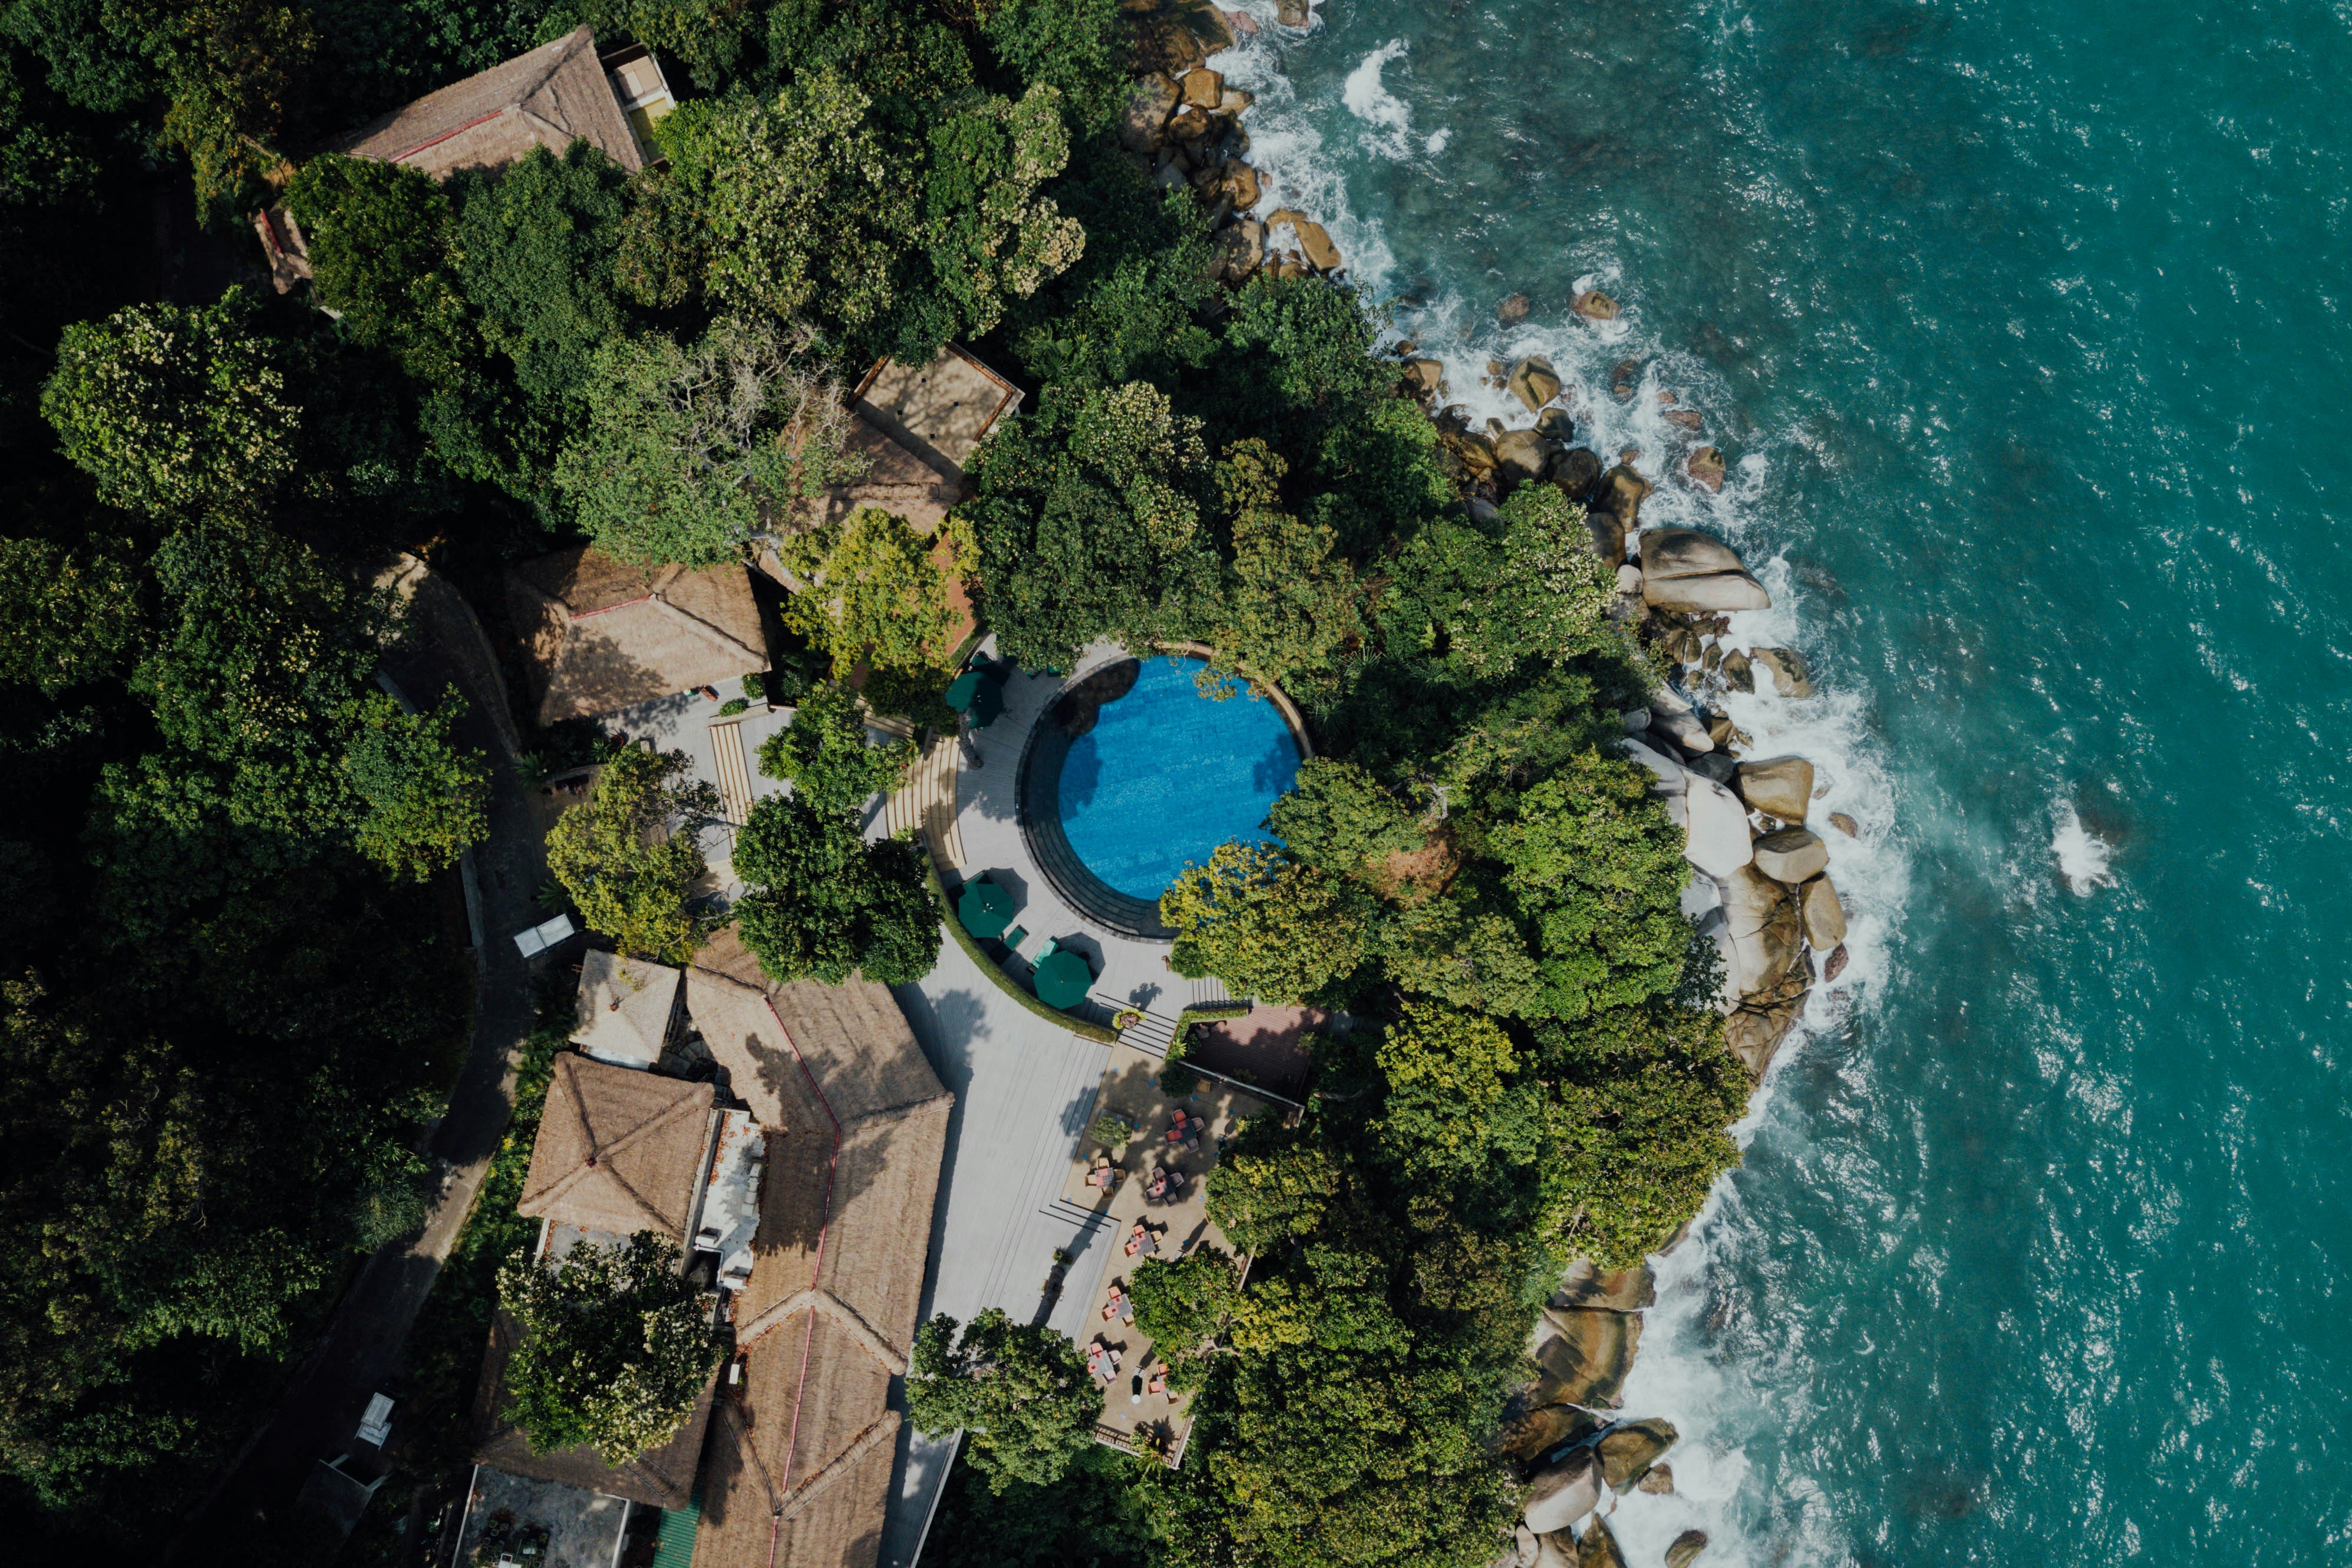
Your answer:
[1018,655,1304,938]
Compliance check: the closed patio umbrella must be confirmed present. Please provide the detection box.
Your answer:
[1032,948,1093,1010]
[956,877,1016,939]
[945,668,1005,728]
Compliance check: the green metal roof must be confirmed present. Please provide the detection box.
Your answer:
[649,1494,702,1568]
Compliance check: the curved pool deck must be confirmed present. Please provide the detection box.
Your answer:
[946,641,1308,1019]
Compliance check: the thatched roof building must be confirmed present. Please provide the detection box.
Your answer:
[326,26,648,180]
[686,930,954,1568]
[573,950,684,1069]
[517,1054,718,1243]
[504,547,770,724]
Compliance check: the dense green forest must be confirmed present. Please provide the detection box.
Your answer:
[0,0,1746,1560]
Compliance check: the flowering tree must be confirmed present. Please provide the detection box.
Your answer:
[544,747,718,963]
[498,1232,721,1464]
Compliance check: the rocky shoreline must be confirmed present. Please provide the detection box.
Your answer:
[1116,9,1842,1564]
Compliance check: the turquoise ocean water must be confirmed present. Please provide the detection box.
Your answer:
[1213,0,2352,1559]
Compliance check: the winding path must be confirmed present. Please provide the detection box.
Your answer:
[180,562,548,1547]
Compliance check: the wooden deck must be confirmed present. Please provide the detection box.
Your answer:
[707,717,756,826]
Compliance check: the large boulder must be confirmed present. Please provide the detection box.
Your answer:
[1649,707,1713,755]
[1136,17,1209,73]
[1509,355,1562,411]
[1585,509,1626,565]
[1644,570,1771,612]
[1550,446,1603,499]
[1720,646,1754,692]
[1726,992,1806,1079]
[1736,755,1813,823]
[1721,865,1800,994]
[1210,219,1264,283]
[1536,406,1576,441]
[1266,209,1341,270]
[1800,874,1847,948]
[1683,775,1753,879]
[1521,1450,1601,1535]
[1752,827,1829,885]
[1121,74,1180,151]
[1533,1533,1579,1568]
[1638,1463,1675,1494]
[1555,1259,1655,1311]
[1180,67,1224,108]
[1492,1399,1602,1461]
[1223,161,1262,207]
[1404,356,1446,396]
[1532,1307,1640,1409]
[1578,1518,1628,1568]
[1572,289,1620,321]
[1599,464,1651,529]
[1687,751,1737,786]
[1619,737,1686,795]
[1596,1418,1678,1491]
[1750,646,1815,697]
[1640,527,1747,580]
[1666,1530,1711,1568]
[1495,428,1559,482]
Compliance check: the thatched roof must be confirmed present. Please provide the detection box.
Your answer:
[519,1055,717,1241]
[471,1308,717,1510]
[573,949,682,1068]
[504,546,770,724]
[326,26,645,180]
[685,929,952,1568]
[695,1332,902,1568]
[849,345,1021,486]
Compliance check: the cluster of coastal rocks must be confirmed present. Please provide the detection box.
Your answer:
[1489,1261,1711,1568]
[1391,333,1840,1085]
[1118,0,1347,286]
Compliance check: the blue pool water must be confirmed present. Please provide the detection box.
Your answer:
[1054,658,1301,902]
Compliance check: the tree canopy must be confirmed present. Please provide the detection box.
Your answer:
[544,747,718,964]
[908,1309,1100,1493]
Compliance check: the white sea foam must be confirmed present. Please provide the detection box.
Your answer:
[1209,22,1912,1565]
[2052,798,2116,894]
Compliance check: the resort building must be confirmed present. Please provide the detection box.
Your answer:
[325,25,671,180]
[456,934,953,1568]
[783,346,1024,536]
[503,546,772,726]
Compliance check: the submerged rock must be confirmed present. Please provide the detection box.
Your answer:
[1522,1450,1601,1534]
[1611,358,1641,399]
[1828,810,1859,837]
[1596,1418,1678,1491]
[1666,1529,1711,1568]
[1687,444,1727,493]
[1736,755,1814,823]
[1823,941,1850,981]
[1750,646,1815,697]
[1498,292,1533,323]
[1753,827,1829,885]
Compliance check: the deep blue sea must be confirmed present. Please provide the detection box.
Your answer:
[1216,1,2352,1559]
[1057,656,1301,899]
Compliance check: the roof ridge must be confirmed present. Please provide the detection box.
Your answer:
[645,592,768,668]
[517,24,592,105]
[523,1062,710,1226]
[730,1287,912,1374]
[840,1090,958,1128]
[776,1411,901,1523]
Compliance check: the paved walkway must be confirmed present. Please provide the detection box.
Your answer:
[183,564,549,1548]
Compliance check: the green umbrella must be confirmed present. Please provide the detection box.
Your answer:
[945,669,1004,728]
[956,877,1015,939]
[1032,948,1093,1010]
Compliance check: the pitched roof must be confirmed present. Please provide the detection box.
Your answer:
[573,949,683,1068]
[849,345,1022,486]
[684,929,952,1568]
[326,26,645,180]
[504,547,770,724]
[519,1055,717,1241]
[471,1308,718,1510]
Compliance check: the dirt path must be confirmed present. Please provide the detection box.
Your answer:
[180,565,547,1550]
